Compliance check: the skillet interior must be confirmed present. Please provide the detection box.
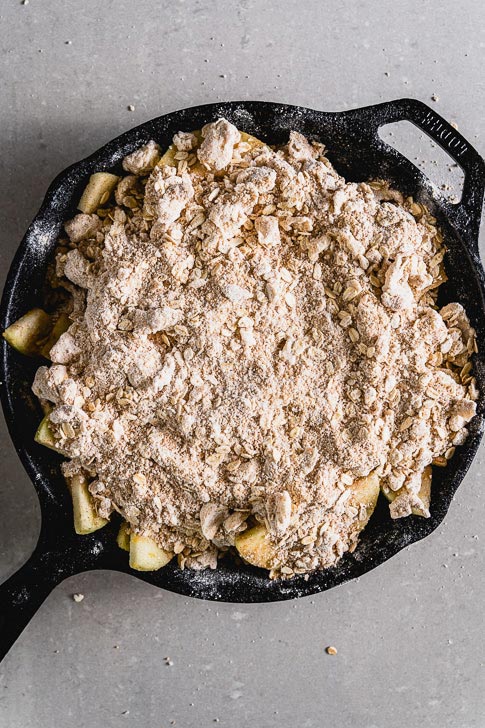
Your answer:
[1,99,484,612]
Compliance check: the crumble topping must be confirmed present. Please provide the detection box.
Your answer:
[32,119,478,577]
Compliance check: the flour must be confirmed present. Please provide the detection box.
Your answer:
[32,120,478,577]
[198,118,241,170]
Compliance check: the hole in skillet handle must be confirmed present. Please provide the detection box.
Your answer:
[378,121,465,203]
[344,98,485,252]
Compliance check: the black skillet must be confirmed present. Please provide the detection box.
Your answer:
[1,99,484,661]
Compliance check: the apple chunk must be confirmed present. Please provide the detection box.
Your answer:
[129,533,173,571]
[68,474,108,535]
[349,471,380,529]
[382,466,432,517]
[117,521,131,552]
[34,416,68,455]
[78,172,119,214]
[3,308,52,357]
[234,523,277,570]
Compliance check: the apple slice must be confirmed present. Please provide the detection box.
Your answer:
[68,474,108,535]
[158,130,204,175]
[34,416,68,455]
[129,533,173,571]
[78,172,120,214]
[234,523,277,570]
[382,466,432,517]
[117,521,131,552]
[235,474,381,571]
[349,472,380,529]
[3,308,53,356]
[40,313,71,359]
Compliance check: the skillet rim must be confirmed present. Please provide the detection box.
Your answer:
[1,98,485,606]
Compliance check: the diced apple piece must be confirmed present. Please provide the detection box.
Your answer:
[40,313,71,359]
[34,415,68,455]
[2,308,52,356]
[240,131,266,147]
[78,172,120,214]
[68,474,108,535]
[158,129,266,176]
[158,130,203,175]
[239,131,267,152]
[382,466,432,517]
[235,475,379,572]
[349,472,380,528]
[417,467,432,512]
[234,523,277,569]
[3,309,72,360]
[117,521,131,552]
[129,533,173,571]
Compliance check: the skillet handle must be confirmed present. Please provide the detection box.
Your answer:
[348,98,485,249]
[0,535,74,662]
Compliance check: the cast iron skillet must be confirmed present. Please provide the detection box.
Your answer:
[1,99,484,661]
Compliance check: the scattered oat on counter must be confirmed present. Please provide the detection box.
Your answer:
[72,593,84,602]
[127,104,136,112]
[326,645,338,655]
[431,94,439,102]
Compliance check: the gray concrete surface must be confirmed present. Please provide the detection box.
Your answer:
[1,1,484,726]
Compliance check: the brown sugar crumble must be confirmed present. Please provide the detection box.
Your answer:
[32,119,478,578]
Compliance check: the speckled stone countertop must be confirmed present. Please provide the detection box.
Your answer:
[0,1,484,726]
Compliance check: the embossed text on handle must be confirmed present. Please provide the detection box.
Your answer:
[420,111,469,159]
